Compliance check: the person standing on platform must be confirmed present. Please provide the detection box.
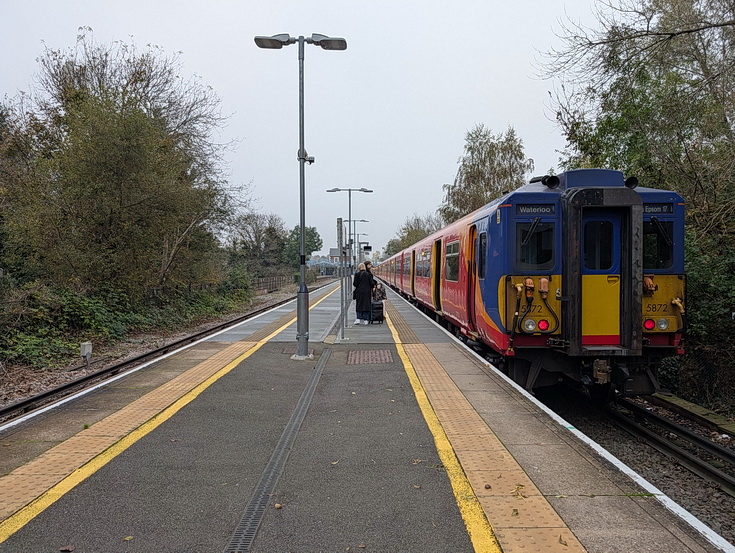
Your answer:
[372,282,386,301]
[353,261,375,325]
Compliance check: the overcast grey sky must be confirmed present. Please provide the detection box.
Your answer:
[2,0,595,257]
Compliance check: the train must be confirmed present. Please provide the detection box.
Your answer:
[375,169,686,398]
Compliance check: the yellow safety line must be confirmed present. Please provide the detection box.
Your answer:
[0,287,338,543]
[385,312,501,553]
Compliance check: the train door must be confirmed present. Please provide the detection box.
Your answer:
[467,225,478,332]
[410,250,416,297]
[581,208,622,347]
[562,187,643,357]
[432,239,442,312]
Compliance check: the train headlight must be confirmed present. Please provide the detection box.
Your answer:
[643,319,656,331]
[538,319,550,331]
[656,318,669,330]
[523,319,537,332]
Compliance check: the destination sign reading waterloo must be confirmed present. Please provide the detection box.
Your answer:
[516,204,556,215]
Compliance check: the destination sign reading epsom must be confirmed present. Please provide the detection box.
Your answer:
[644,203,674,214]
[516,204,556,215]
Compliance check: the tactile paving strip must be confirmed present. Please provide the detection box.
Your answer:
[393,336,586,553]
[384,302,420,343]
[346,350,394,364]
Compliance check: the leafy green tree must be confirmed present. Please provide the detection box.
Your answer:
[229,211,288,276]
[282,226,323,269]
[384,212,443,255]
[439,124,534,223]
[0,31,236,299]
[383,239,402,257]
[545,0,735,233]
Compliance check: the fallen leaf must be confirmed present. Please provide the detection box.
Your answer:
[122,536,134,542]
[413,485,422,489]
[411,458,426,465]
[358,545,366,549]
[351,392,356,395]
[484,484,492,490]
[275,503,283,509]
[331,460,340,465]
[511,508,519,517]
[559,535,568,546]
[512,485,527,499]
[59,546,75,552]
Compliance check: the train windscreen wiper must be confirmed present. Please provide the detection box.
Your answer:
[651,216,673,246]
[521,217,541,246]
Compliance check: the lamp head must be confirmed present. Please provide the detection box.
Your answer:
[254,34,294,49]
[311,33,347,50]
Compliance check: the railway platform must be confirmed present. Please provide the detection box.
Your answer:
[0,281,731,552]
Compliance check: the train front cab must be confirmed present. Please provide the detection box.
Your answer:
[499,170,685,396]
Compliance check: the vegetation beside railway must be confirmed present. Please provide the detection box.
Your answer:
[0,32,323,373]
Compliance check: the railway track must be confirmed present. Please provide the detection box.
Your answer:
[610,397,735,498]
[0,282,334,425]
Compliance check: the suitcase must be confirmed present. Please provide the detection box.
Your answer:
[370,300,384,324]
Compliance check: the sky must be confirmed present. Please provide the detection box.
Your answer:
[1,0,596,257]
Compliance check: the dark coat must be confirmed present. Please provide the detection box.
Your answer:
[353,270,375,312]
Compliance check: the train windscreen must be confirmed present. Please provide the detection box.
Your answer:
[516,221,555,271]
[643,219,674,269]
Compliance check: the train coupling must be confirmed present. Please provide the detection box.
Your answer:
[592,359,611,385]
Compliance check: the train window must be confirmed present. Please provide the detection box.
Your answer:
[424,250,432,277]
[478,233,487,279]
[445,241,460,281]
[643,219,674,269]
[584,221,613,270]
[516,221,554,271]
[416,250,428,278]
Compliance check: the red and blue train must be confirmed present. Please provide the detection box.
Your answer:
[375,169,686,397]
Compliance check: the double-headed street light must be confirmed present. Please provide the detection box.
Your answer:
[256,33,347,360]
[326,188,372,269]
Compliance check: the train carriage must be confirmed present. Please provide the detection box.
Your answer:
[375,169,685,397]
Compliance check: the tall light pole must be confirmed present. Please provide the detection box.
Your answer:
[352,220,369,265]
[256,33,347,360]
[356,232,368,263]
[326,188,372,271]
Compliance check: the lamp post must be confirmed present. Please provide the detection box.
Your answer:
[326,188,372,271]
[352,220,369,266]
[356,232,368,263]
[256,33,346,360]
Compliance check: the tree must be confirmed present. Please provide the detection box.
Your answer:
[282,226,323,269]
[439,124,534,223]
[229,211,288,276]
[545,0,735,234]
[384,212,444,255]
[0,31,237,298]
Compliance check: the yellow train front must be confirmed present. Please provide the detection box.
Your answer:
[377,169,686,397]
